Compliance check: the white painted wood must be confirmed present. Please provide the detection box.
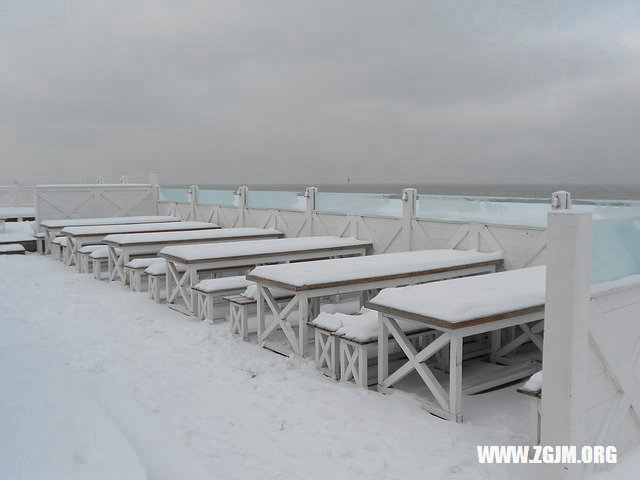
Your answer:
[540,211,592,480]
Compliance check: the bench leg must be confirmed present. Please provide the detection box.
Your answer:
[340,341,368,388]
[314,329,340,380]
[206,294,214,322]
[239,305,249,341]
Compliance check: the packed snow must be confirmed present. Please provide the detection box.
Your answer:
[242,283,293,300]
[40,216,180,229]
[145,260,184,275]
[62,221,217,236]
[1,254,634,479]
[126,257,164,269]
[248,249,503,288]
[369,266,546,324]
[90,247,121,259]
[194,276,253,293]
[160,236,371,262]
[104,227,283,246]
[0,243,25,253]
[522,372,542,393]
[78,245,105,254]
[0,207,35,219]
[310,307,426,342]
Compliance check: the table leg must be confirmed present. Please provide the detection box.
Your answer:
[449,332,463,421]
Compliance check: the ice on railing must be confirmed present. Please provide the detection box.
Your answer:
[417,195,640,228]
[246,191,305,211]
[592,217,640,284]
[158,188,189,204]
[197,189,238,207]
[316,192,403,218]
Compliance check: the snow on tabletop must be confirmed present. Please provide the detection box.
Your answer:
[78,244,105,253]
[194,276,254,293]
[249,249,503,287]
[145,260,186,275]
[40,215,180,228]
[0,244,25,253]
[242,283,292,299]
[62,221,217,236]
[103,227,281,245]
[90,247,122,259]
[53,236,74,245]
[160,236,371,262]
[310,307,427,342]
[126,257,164,269]
[369,265,546,324]
[0,207,35,219]
[522,371,542,393]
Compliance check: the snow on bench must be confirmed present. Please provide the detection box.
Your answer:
[0,243,25,255]
[90,247,122,280]
[309,307,431,385]
[224,285,296,341]
[0,232,37,253]
[517,371,543,445]
[144,260,185,303]
[77,244,106,273]
[191,276,254,322]
[125,258,164,292]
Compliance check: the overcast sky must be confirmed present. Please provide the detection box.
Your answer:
[1,1,639,185]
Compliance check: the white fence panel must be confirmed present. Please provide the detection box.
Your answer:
[0,186,36,207]
[586,284,640,455]
[35,184,158,225]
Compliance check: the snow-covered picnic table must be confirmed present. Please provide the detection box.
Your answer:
[62,221,218,269]
[158,236,373,316]
[40,215,180,255]
[246,249,503,356]
[365,265,546,422]
[0,207,35,221]
[103,228,283,285]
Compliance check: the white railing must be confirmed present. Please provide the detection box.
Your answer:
[0,185,36,207]
[157,186,549,270]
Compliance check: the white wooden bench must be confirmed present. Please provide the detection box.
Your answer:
[125,258,164,292]
[103,227,280,286]
[191,276,254,322]
[51,236,70,262]
[224,285,295,341]
[62,221,217,269]
[40,215,180,256]
[309,308,434,385]
[35,232,45,255]
[247,249,503,357]
[366,265,545,422]
[90,247,122,280]
[77,245,106,273]
[0,243,26,255]
[159,236,372,317]
[517,372,542,446]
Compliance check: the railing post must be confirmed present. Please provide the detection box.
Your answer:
[304,187,317,237]
[149,174,160,214]
[236,186,248,227]
[189,185,199,221]
[12,181,18,208]
[120,175,128,184]
[402,188,417,251]
[540,191,591,480]
[97,176,104,184]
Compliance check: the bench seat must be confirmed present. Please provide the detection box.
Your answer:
[90,247,122,280]
[0,243,26,255]
[191,276,254,322]
[77,245,106,273]
[224,288,295,341]
[309,308,433,386]
[125,257,164,292]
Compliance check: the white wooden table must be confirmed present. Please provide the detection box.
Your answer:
[158,236,373,316]
[246,249,504,357]
[40,215,179,255]
[103,228,284,285]
[62,221,217,269]
[365,266,546,422]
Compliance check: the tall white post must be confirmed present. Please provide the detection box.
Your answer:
[97,176,104,184]
[189,185,199,221]
[402,188,417,251]
[148,174,159,186]
[120,175,128,184]
[540,200,592,479]
[149,174,160,214]
[236,186,248,227]
[304,187,317,237]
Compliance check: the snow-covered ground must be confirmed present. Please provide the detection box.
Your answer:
[0,250,634,479]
